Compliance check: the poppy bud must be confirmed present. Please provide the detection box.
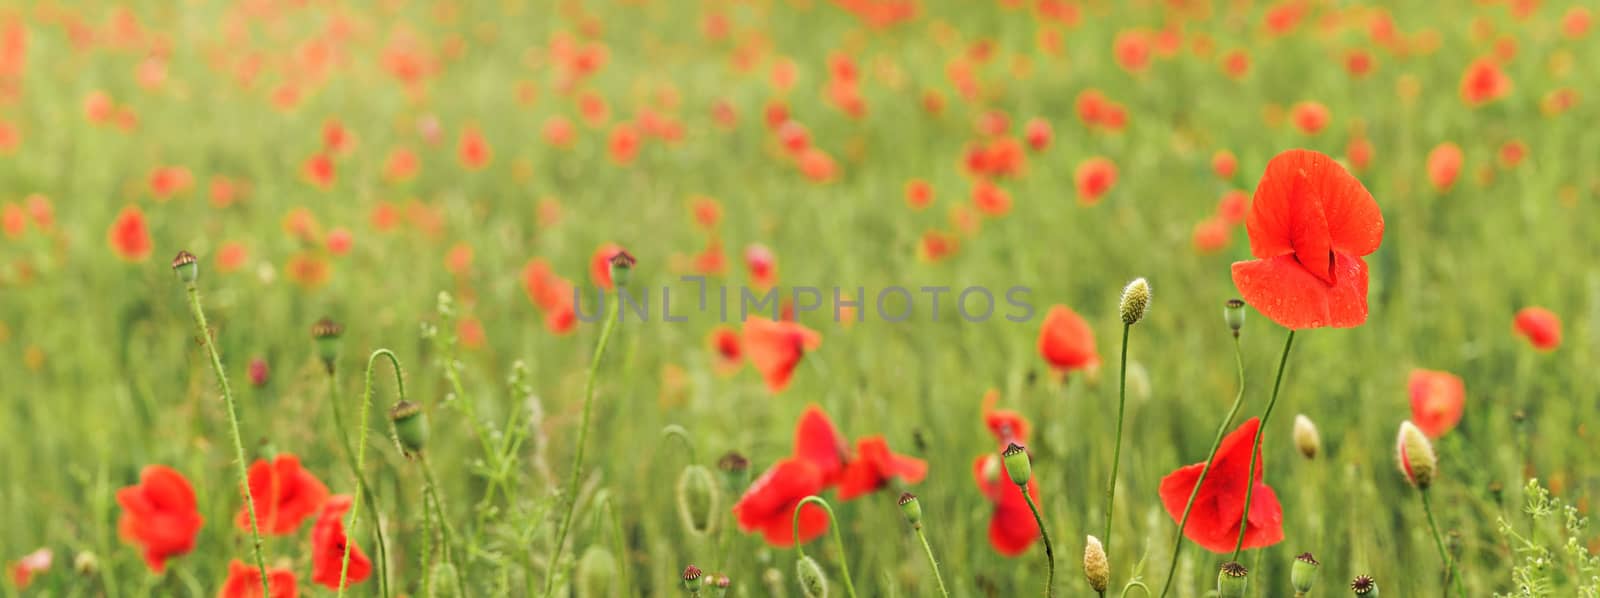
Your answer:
[1002,443,1031,485]
[675,464,720,537]
[73,551,98,576]
[1083,535,1110,593]
[711,574,732,597]
[171,250,199,283]
[577,547,618,598]
[248,357,270,387]
[1216,561,1248,598]
[1119,278,1151,325]
[1396,420,1436,490]
[1224,298,1246,336]
[683,564,705,593]
[796,556,830,598]
[898,492,922,529]
[1291,552,1319,594]
[1350,574,1379,596]
[311,318,344,373]
[389,400,428,456]
[609,249,637,288]
[1293,414,1320,459]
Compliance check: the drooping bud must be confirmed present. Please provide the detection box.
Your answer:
[311,318,344,373]
[171,250,199,284]
[682,564,705,593]
[796,556,829,598]
[1001,443,1031,486]
[1350,574,1378,596]
[1291,552,1319,594]
[1119,278,1151,325]
[1082,535,1110,593]
[1396,420,1437,490]
[1216,561,1249,598]
[898,492,922,528]
[1224,298,1246,336]
[389,400,428,456]
[675,464,720,537]
[609,249,637,288]
[1293,414,1320,459]
[576,547,618,598]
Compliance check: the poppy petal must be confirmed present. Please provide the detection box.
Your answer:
[1232,254,1369,330]
[793,405,845,478]
[1247,149,1382,260]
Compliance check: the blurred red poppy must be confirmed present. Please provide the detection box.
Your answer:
[590,243,624,290]
[309,495,370,589]
[1192,217,1231,254]
[709,326,742,375]
[1514,307,1562,351]
[905,179,933,210]
[981,389,1029,445]
[1024,118,1052,152]
[117,465,204,572]
[1158,418,1284,553]
[1231,149,1383,330]
[1290,101,1329,135]
[218,559,297,598]
[745,244,778,289]
[973,453,1040,555]
[1217,190,1248,225]
[1426,143,1463,192]
[108,206,153,262]
[1460,57,1511,107]
[732,458,829,547]
[743,317,822,393]
[9,549,50,591]
[1409,369,1465,438]
[1038,305,1099,371]
[1074,157,1117,205]
[837,436,927,500]
[237,454,329,536]
[1212,150,1237,180]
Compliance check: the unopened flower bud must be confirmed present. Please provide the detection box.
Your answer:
[676,464,720,536]
[1224,298,1246,336]
[1083,535,1109,593]
[1350,574,1379,596]
[1396,420,1437,490]
[898,492,922,528]
[1217,561,1249,598]
[609,249,637,288]
[311,318,344,373]
[389,400,428,456]
[1294,414,1320,459]
[1120,278,1151,325]
[248,357,270,387]
[796,556,829,598]
[682,564,705,592]
[1002,443,1031,486]
[576,547,618,598]
[1292,552,1319,594]
[171,250,199,283]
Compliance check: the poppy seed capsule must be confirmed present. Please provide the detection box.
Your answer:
[1293,414,1320,459]
[172,250,199,283]
[898,492,922,528]
[1002,443,1032,485]
[609,249,637,288]
[1217,561,1249,598]
[311,318,344,373]
[796,556,829,598]
[1396,420,1437,490]
[1224,298,1246,336]
[1291,552,1319,594]
[389,400,428,455]
[682,564,704,592]
[675,464,720,537]
[1119,278,1151,325]
[1350,574,1379,596]
[1083,535,1110,593]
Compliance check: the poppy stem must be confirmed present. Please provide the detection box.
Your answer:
[339,349,403,598]
[1021,485,1057,597]
[793,495,859,598]
[913,526,951,597]
[1421,489,1466,598]
[1103,323,1133,556]
[1231,329,1296,560]
[420,453,467,597]
[1157,335,1247,597]
[546,289,622,597]
[325,372,392,598]
[181,283,271,598]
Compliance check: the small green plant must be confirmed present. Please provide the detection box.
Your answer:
[1495,479,1600,597]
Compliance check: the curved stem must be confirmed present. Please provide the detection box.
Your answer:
[793,495,858,598]
[545,292,621,596]
[1120,580,1152,597]
[1103,323,1132,556]
[1021,486,1057,597]
[1232,330,1296,560]
[326,373,391,598]
[1422,490,1466,598]
[660,425,698,464]
[1159,336,1247,597]
[184,284,271,598]
[339,349,404,597]
[913,527,950,598]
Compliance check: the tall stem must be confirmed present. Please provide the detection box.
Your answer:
[183,284,271,598]
[1232,330,1296,560]
[339,350,403,597]
[914,527,950,597]
[1103,323,1132,555]
[1022,488,1057,597]
[326,374,391,598]
[1158,336,1247,597]
[1422,490,1466,598]
[793,496,858,598]
[544,291,621,596]
[421,454,468,597]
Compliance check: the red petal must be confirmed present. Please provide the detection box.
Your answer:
[988,495,1041,556]
[1231,254,1369,330]
[1247,149,1382,261]
[793,405,845,478]
[733,458,826,545]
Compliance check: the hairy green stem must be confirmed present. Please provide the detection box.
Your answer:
[1422,490,1466,598]
[793,495,858,598]
[1103,323,1132,557]
[544,291,621,596]
[1159,336,1247,597]
[1121,580,1152,597]
[1232,330,1296,559]
[184,284,271,598]
[913,527,951,597]
[1021,487,1056,597]
[326,373,391,598]
[421,454,468,597]
[339,350,403,597]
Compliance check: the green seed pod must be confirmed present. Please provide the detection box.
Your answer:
[576,547,618,598]
[1350,574,1378,596]
[1291,552,1319,594]
[897,492,922,528]
[171,250,199,284]
[1217,561,1249,598]
[676,464,720,536]
[795,556,829,598]
[682,564,705,593]
[311,318,344,373]
[389,400,428,456]
[1119,278,1150,325]
[609,249,637,289]
[1002,443,1031,486]
[717,451,750,489]
[1224,298,1246,336]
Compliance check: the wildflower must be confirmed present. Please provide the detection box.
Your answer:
[1395,421,1436,489]
[309,496,370,589]
[1074,157,1118,205]
[1426,143,1463,192]
[116,466,204,572]
[1293,414,1320,459]
[836,437,927,500]
[742,318,822,393]
[1158,418,1285,553]
[1083,536,1109,592]
[1408,369,1465,438]
[237,454,329,535]
[1513,307,1562,350]
[1038,305,1099,372]
[108,206,153,262]
[1120,278,1151,325]
[217,559,297,598]
[733,406,845,546]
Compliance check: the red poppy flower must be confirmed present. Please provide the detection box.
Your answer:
[732,458,829,547]
[1230,149,1384,330]
[1074,157,1117,205]
[709,326,742,375]
[742,317,822,393]
[1212,150,1238,180]
[237,454,329,535]
[609,123,641,165]
[149,166,193,199]
[9,548,50,590]
[1514,307,1562,351]
[108,205,153,262]
[1220,49,1249,80]
[1038,305,1099,371]
[1409,369,1465,438]
[309,495,370,589]
[837,436,927,500]
[1113,29,1152,73]
[973,453,1041,556]
[1217,190,1248,225]
[1460,57,1511,107]
[1346,136,1374,171]
[690,196,722,229]
[1158,418,1284,553]
[1344,49,1375,77]
[590,243,624,290]
[117,465,204,572]
[325,228,353,256]
[1426,143,1463,192]
[920,230,960,262]
[1192,217,1231,254]
[459,126,492,170]
[972,180,1012,216]
[905,179,933,210]
[981,389,1029,445]
[218,559,298,598]
[1024,118,1052,152]
[384,148,419,182]
[1,203,24,238]
[1564,7,1593,39]
[745,244,778,289]
[1290,101,1330,135]
[797,148,837,182]
[542,116,576,147]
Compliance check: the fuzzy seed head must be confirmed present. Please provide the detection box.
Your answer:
[1083,535,1110,592]
[1120,278,1151,325]
[1396,420,1437,489]
[682,564,704,592]
[1294,414,1321,459]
